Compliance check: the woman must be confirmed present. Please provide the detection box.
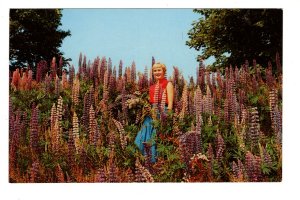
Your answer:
[134,62,174,163]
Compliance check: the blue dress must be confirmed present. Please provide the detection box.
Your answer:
[134,106,168,163]
[134,115,157,163]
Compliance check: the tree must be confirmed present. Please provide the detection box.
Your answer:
[186,9,282,69]
[9,9,71,72]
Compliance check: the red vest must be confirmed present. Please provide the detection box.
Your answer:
[149,78,169,104]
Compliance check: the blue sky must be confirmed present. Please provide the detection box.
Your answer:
[59,9,204,79]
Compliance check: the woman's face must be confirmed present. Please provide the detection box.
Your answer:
[152,66,165,80]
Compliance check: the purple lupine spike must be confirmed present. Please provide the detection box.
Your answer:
[78,52,83,69]
[30,161,40,182]
[54,75,60,96]
[215,69,222,89]
[245,151,254,181]
[50,103,57,132]
[232,161,239,179]
[109,68,116,96]
[95,168,107,182]
[82,55,87,77]
[143,142,152,171]
[30,104,39,153]
[172,66,179,86]
[269,89,281,143]
[99,57,107,84]
[234,65,239,84]
[103,69,109,101]
[108,156,118,183]
[216,132,225,164]
[68,128,76,171]
[248,107,260,150]
[121,84,128,125]
[108,57,112,78]
[118,60,123,79]
[131,61,136,83]
[69,65,75,87]
[82,90,91,133]
[224,98,229,123]
[205,71,211,90]
[237,159,245,177]
[89,105,97,146]
[251,75,258,92]
[263,147,272,167]
[178,134,190,166]
[93,57,100,85]
[51,57,57,80]
[179,83,188,119]
[152,56,155,67]
[44,73,51,93]
[187,88,194,116]
[135,158,154,183]
[112,118,127,150]
[253,155,262,182]
[9,97,14,137]
[36,60,47,83]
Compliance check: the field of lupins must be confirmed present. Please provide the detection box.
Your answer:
[9,53,282,182]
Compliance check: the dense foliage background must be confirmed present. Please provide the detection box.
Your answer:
[186,9,282,69]
[9,9,71,72]
[9,54,282,182]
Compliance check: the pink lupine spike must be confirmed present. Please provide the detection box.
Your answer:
[89,105,97,146]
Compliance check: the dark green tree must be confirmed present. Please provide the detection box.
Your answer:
[186,9,282,69]
[9,9,71,72]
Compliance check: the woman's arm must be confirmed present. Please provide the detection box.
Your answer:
[166,82,174,110]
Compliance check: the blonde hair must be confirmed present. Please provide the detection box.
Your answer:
[152,62,167,74]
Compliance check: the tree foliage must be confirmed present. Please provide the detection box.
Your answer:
[186,9,282,69]
[9,9,71,71]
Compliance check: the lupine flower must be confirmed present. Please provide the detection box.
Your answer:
[103,69,109,101]
[78,52,83,69]
[131,61,136,83]
[72,111,80,153]
[99,57,107,84]
[36,60,47,83]
[216,131,225,164]
[245,151,262,182]
[11,68,21,90]
[179,83,188,119]
[95,168,107,182]
[89,105,97,146]
[57,96,63,133]
[248,107,260,150]
[68,128,76,169]
[269,89,278,130]
[30,161,40,182]
[71,76,80,106]
[56,164,65,182]
[55,75,60,96]
[112,118,127,150]
[30,104,39,153]
[118,60,123,79]
[135,159,154,183]
[152,56,155,67]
